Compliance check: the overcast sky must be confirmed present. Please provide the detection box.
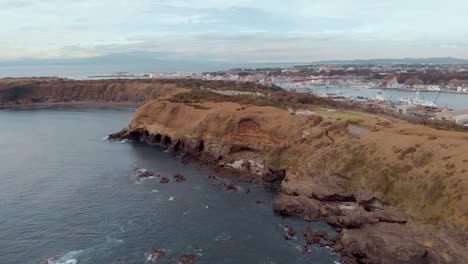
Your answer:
[1,0,468,63]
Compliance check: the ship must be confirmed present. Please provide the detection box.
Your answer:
[399,90,437,107]
[372,91,386,102]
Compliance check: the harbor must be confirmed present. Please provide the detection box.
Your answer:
[278,83,468,127]
[278,83,468,110]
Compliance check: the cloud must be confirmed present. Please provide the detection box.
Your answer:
[0,0,468,61]
[2,0,33,8]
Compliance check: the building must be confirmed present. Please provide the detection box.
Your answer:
[395,104,417,115]
[386,77,405,89]
[435,109,468,125]
[427,85,441,91]
[150,72,191,79]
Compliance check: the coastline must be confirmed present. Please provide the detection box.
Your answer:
[369,87,468,94]
[0,100,141,110]
[109,100,468,264]
[2,78,467,263]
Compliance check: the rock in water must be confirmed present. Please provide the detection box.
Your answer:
[302,225,314,244]
[174,173,187,182]
[160,177,170,184]
[146,248,165,263]
[177,253,196,264]
[314,230,328,240]
[302,244,309,254]
[138,171,155,179]
[225,183,238,192]
[287,226,296,238]
[262,169,286,182]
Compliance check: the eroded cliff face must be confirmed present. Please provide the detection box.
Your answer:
[112,101,303,178]
[0,78,189,106]
[112,100,468,264]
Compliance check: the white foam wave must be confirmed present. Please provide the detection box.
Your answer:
[215,233,232,242]
[106,236,124,244]
[48,250,84,264]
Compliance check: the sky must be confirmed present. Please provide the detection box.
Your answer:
[1,0,468,65]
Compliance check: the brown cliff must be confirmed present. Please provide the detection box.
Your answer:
[2,78,466,263]
[112,99,468,264]
[0,78,191,106]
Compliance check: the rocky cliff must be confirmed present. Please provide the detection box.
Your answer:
[0,78,191,106]
[112,100,468,264]
[3,78,466,263]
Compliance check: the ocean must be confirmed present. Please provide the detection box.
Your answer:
[0,107,338,264]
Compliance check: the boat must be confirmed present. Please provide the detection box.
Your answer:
[372,91,386,102]
[399,90,437,107]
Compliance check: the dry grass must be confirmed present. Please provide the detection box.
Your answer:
[314,109,368,120]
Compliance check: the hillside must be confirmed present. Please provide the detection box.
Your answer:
[0,78,189,106]
[112,100,468,263]
[1,78,466,263]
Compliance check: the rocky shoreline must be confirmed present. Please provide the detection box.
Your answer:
[4,78,466,263]
[109,123,467,264]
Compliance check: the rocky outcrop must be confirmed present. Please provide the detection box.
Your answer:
[336,223,468,264]
[0,78,191,106]
[7,77,466,262]
[109,101,299,181]
[111,100,468,263]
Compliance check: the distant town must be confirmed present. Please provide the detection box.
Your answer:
[88,63,468,127]
[93,63,468,94]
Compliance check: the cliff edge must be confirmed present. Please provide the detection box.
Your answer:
[112,99,468,264]
[2,78,466,263]
[0,78,191,106]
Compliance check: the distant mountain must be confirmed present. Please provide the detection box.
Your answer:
[0,52,242,78]
[308,57,468,65]
[1,52,467,78]
[0,52,299,78]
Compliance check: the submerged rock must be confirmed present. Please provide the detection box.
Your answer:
[146,248,165,263]
[315,230,328,240]
[302,225,318,245]
[287,226,296,238]
[174,173,187,182]
[138,171,155,179]
[225,183,238,192]
[302,244,310,254]
[160,177,170,184]
[177,253,196,264]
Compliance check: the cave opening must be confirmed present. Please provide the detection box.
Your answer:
[174,140,182,152]
[197,140,205,152]
[228,145,253,155]
[163,136,172,146]
[155,134,162,143]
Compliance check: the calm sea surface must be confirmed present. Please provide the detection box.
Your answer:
[0,107,338,264]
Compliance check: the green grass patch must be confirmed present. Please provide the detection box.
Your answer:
[169,90,220,104]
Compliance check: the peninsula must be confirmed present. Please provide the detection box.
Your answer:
[1,78,467,263]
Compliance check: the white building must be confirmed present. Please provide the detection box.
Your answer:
[435,109,468,125]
